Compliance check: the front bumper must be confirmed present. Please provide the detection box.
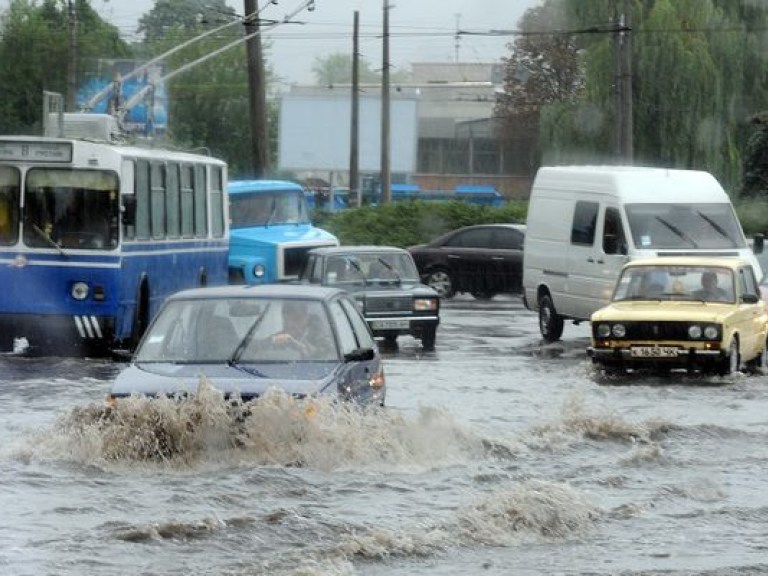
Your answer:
[587,343,724,370]
[366,315,439,337]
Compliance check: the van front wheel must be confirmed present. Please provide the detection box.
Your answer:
[539,294,564,342]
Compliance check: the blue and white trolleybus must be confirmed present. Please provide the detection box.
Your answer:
[0,121,229,356]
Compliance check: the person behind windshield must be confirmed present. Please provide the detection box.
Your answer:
[268,302,335,359]
[694,271,728,301]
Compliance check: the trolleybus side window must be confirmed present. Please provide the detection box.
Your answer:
[181,164,194,238]
[150,162,166,239]
[194,164,208,237]
[0,166,20,245]
[166,162,180,239]
[135,159,151,240]
[211,166,225,238]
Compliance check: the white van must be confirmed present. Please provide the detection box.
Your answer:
[523,165,763,341]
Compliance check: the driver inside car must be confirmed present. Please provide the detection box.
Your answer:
[268,301,336,360]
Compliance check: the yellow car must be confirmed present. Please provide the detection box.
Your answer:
[587,257,768,375]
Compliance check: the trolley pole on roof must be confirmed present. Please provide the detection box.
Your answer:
[244,0,270,178]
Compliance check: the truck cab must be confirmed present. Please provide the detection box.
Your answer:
[228,180,339,284]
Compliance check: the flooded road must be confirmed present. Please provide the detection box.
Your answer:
[2,296,768,575]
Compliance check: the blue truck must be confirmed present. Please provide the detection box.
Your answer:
[228,180,339,284]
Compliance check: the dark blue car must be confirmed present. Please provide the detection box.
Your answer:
[110,284,385,407]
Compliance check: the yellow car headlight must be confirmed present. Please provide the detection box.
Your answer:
[704,325,719,340]
[688,325,703,339]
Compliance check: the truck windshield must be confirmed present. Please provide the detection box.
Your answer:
[230,191,309,228]
[625,203,744,250]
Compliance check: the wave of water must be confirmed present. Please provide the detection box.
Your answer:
[6,381,514,474]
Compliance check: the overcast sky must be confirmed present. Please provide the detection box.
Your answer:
[84,0,541,87]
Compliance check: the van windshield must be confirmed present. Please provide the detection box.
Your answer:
[625,203,744,250]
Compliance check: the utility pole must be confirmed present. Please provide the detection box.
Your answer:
[67,0,77,112]
[349,11,360,207]
[620,0,633,162]
[380,0,391,204]
[244,0,270,178]
[614,0,633,163]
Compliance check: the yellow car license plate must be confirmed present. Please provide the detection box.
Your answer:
[630,346,678,358]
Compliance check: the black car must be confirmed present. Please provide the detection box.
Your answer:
[299,245,440,350]
[407,223,526,299]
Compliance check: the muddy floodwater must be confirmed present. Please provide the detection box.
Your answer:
[2,296,768,576]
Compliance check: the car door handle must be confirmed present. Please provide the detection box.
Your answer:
[587,257,604,264]
[492,256,504,261]
[447,254,460,259]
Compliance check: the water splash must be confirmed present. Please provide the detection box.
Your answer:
[455,480,601,546]
[11,380,493,472]
[526,390,673,449]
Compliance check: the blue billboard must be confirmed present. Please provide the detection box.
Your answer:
[77,59,168,135]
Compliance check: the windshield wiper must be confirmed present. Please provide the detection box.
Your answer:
[265,197,277,227]
[227,363,267,378]
[228,307,269,365]
[696,211,733,243]
[654,216,698,248]
[376,257,402,283]
[347,258,368,286]
[32,224,68,256]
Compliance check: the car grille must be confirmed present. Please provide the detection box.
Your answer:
[365,295,412,315]
[592,321,716,341]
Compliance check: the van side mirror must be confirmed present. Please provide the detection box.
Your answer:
[742,293,759,304]
[753,233,764,255]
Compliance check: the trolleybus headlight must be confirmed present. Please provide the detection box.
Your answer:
[71,282,89,300]
[253,264,266,278]
[612,323,626,338]
[688,325,702,339]
[704,325,719,339]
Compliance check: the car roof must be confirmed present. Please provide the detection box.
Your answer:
[308,245,408,256]
[624,256,752,270]
[448,223,526,234]
[165,283,347,302]
[228,179,304,195]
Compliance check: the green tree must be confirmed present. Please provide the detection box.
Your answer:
[134,0,279,176]
[311,52,410,86]
[496,0,768,192]
[0,0,129,133]
[494,0,585,174]
[742,114,768,199]
[548,0,768,191]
